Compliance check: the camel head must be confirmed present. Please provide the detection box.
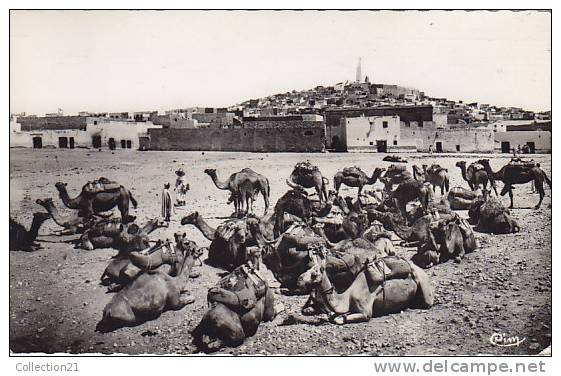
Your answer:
[181,211,200,226]
[203,168,216,177]
[478,159,491,170]
[175,232,204,259]
[35,198,54,207]
[295,245,328,291]
[455,161,466,168]
[371,167,386,179]
[54,182,68,192]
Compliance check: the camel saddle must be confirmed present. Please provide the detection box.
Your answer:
[82,177,121,195]
[342,166,364,179]
[207,264,267,313]
[427,164,446,175]
[466,163,485,182]
[214,220,247,241]
[363,256,413,287]
[86,218,123,237]
[294,161,319,176]
[508,158,537,169]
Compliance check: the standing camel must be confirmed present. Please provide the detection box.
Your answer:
[333,167,385,199]
[422,164,450,195]
[478,159,551,209]
[286,161,329,203]
[54,181,137,223]
[456,161,497,195]
[204,168,270,217]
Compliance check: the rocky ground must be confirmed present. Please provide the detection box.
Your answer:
[9,149,551,355]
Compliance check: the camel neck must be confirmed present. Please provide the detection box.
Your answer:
[316,272,349,314]
[28,218,46,241]
[208,173,229,190]
[58,187,80,208]
[194,215,216,241]
[43,203,65,226]
[174,254,195,288]
[458,164,468,181]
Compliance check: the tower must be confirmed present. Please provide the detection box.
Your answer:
[356,57,362,83]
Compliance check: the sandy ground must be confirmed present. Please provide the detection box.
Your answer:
[9,149,551,355]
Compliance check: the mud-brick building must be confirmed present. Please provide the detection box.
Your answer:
[325,105,434,151]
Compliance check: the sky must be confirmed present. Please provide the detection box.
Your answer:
[10,10,551,115]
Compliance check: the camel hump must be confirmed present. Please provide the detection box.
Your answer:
[209,265,267,313]
[294,161,320,175]
[342,166,364,178]
[82,177,121,195]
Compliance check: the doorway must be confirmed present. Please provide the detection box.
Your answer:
[108,138,116,150]
[126,140,132,149]
[69,137,75,149]
[526,142,536,154]
[435,142,443,153]
[501,141,510,153]
[32,137,43,149]
[92,135,102,148]
[121,140,126,149]
[376,140,387,153]
[58,137,68,148]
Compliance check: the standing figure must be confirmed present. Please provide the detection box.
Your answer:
[161,183,173,224]
[174,168,189,207]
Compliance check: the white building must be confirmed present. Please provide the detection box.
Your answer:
[10,117,161,150]
[344,115,400,152]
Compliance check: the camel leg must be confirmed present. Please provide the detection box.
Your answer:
[534,179,545,209]
[332,313,369,325]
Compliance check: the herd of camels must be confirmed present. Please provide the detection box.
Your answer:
[10,156,551,353]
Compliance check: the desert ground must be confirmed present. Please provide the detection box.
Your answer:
[9,149,551,355]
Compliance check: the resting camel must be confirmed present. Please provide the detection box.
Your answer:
[477,159,551,209]
[204,168,270,217]
[390,178,433,223]
[415,164,449,195]
[77,217,165,252]
[333,167,385,199]
[456,161,496,194]
[468,191,520,234]
[55,181,137,223]
[192,262,278,352]
[300,251,434,323]
[447,186,482,210]
[9,212,51,251]
[96,234,203,332]
[286,161,329,203]
[36,198,107,235]
[100,237,202,291]
[273,189,336,236]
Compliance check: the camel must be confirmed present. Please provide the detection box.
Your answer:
[333,167,385,199]
[286,161,329,203]
[300,251,434,323]
[456,161,497,195]
[35,198,107,235]
[96,234,202,332]
[273,189,336,236]
[415,164,449,195]
[447,186,482,210]
[181,213,252,271]
[468,191,520,234]
[204,168,270,217]
[192,262,277,352]
[390,178,433,223]
[77,217,165,252]
[54,181,137,223]
[9,212,51,251]
[477,159,551,209]
[100,236,202,291]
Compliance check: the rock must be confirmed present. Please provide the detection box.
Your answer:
[529,342,540,351]
[37,327,45,333]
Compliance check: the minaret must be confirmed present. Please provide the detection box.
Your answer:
[356,57,362,83]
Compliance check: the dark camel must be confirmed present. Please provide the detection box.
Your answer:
[447,186,482,210]
[204,168,270,217]
[286,161,329,203]
[96,234,202,332]
[36,198,108,235]
[9,212,51,251]
[54,181,137,223]
[456,161,497,195]
[390,178,433,223]
[468,191,520,234]
[192,263,278,352]
[333,167,385,199]
[478,159,551,209]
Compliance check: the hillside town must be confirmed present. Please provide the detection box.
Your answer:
[10,58,551,154]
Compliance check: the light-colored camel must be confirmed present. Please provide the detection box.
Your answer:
[300,252,434,323]
[333,167,385,199]
[456,161,496,194]
[9,212,51,251]
[204,168,270,217]
[54,181,137,223]
[417,164,450,195]
[96,234,202,331]
[286,161,329,203]
[36,198,110,235]
[478,159,551,209]
[192,262,278,352]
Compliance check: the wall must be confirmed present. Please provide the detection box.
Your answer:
[17,116,88,131]
[146,126,325,152]
[345,115,400,151]
[324,105,433,150]
[494,130,551,153]
[243,119,324,129]
[398,126,494,153]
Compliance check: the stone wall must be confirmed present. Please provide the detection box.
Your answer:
[145,126,326,152]
[18,116,88,131]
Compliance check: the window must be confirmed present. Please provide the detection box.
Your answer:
[419,122,424,128]
[369,141,374,145]
[93,121,98,125]
[382,121,388,128]
[393,140,398,146]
